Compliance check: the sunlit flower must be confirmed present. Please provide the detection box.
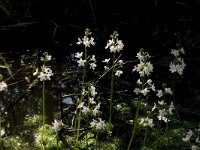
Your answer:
[118,60,124,66]
[156,90,163,98]
[75,52,83,59]
[77,58,86,67]
[182,130,193,142]
[90,118,106,131]
[90,63,97,70]
[77,36,95,47]
[52,119,64,132]
[0,81,7,91]
[93,103,101,116]
[38,66,53,81]
[115,70,123,77]
[165,87,173,95]
[91,55,96,62]
[105,32,124,53]
[139,117,154,128]
[82,106,90,115]
[41,52,52,62]
[141,88,150,96]
[169,48,186,76]
[102,58,110,64]
[90,85,97,97]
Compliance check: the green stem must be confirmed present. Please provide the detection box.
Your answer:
[127,101,140,150]
[172,74,180,119]
[142,129,148,149]
[56,133,59,150]
[41,80,46,149]
[74,46,87,149]
[154,123,161,150]
[108,53,115,136]
[0,109,2,148]
[96,131,99,150]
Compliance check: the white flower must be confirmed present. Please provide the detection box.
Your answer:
[102,58,110,64]
[90,118,106,131]
[157,109,168,123]
[82,106,90,115]
[168,102,175,115]
[77,58,86,67]
[118,60,124,66]
[139,117,154,128]
[90,85,97,97]
[191,145,198,150]
[134,88,140,95]
[90,63,97,70]
[152,103,157,111]
[91,55,96,62]
[38,66,53,81]
[115,70,123,77]
[170,49,180,57]
[146,79,152,86]
[95,118,106,130]
[165,88,173,95]
[105,39,124,53]
[141,88,150,96]
[77,38,82,45]
[93,103,101,116]
[33,68,39,76]
[133,61,153,77]
[77,102,84,109]
[52,119,64,132]
[75,52,83,59]
[104,66,109,71]
[182,130,193,142]
[41,53,52,62]
[136,51,145,61]
[89,97,96,104]
[158,100,165,105]
[77,36,95,47]
[136,79,142,85]
[156,90,163,98]
[1,128,5,136]
[0,81,7,91]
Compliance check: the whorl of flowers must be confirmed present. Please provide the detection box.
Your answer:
[169,47,186,76]
[33,52,53,81]
[75,29,97,69]
[133,48,153,77]
[76,28,95,47]
[105,31,124,53]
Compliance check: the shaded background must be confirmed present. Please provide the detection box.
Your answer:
[0,0,200,121]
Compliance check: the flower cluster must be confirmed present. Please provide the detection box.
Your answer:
[139,117,154,128]
[52,119,64,132]
[75,29,96,69]
[133,49,155,97]
[133,48,153,77]
[169,47,186,76]
[33,52,53,81]
[77,84,101,116]
[90,118,106,131]
[0,81,7,91]
[76,28,95,48]
[182,126,200,150]
[105,31,124,53]
[152,100,175,123]
[134,79,156,96]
